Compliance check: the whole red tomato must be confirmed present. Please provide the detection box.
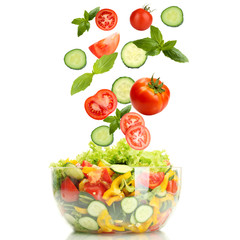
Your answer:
[130,6,153,31]
[130,76,170,115]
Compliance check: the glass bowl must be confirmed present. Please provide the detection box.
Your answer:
[51,165,181,233]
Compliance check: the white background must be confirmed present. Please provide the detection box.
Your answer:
[0,0,239,239]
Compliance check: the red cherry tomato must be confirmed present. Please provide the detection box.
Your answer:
[85,89,117,120]
[125,125,150,150]
[60,177,79,202]
[95,9,118,31]
[166,180,178,194]
[140,172,165,189]
[130,77,170,115]
[130,8,153,31]
[89,33,120,58]
[120,112,145,135]
[84,182,107,201]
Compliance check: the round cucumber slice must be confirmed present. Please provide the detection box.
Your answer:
[135,205,153,223]
[121,42,147,68]
[121,197,138,214]
[91,126,113,147]
[78,217,99,231]
[112,77,135,104]
[110,164,133,174]
[161,6,184,27]
[87,201,107,217]
[64,49,87,70]
[64,163,84,180]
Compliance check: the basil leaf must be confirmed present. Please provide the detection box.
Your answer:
[84,10,89,21]
[163,47,189,63]
[88,7,100,21]
[116,109,121,119]
[150,26,163,44]
[162,41,177,51]
[120,105,131,118]
[71,73,94,95]
[93,53,118,74]
[109,120,119,134]
[103,116,116,123]
[77,22,87,37]
[86,22,90,31]
[133,38,160,52]
[146,48,161,56]
[72,18,85,25]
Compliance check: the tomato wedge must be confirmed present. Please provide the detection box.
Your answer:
[140,172,165,189]
[85,89,117,120]
[84,182,107,201]
[95,9,118,31]
[89,33,120,59]
[120,112,145,135]
[60,177,79,202]
[125,125,150,150]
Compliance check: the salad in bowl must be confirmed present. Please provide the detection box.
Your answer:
[50,139,181,233]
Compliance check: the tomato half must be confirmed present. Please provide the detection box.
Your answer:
[85,89,117,120]
[120,112,145,135]
[130,77,170,115]
[140,172,165,189]
[89,33,120,58]
[60,177,79,202]
[125,125,150,150]
[130,8,153,31]
[84,182,107,201]
[95,9,118,31]
[166,180,178,194]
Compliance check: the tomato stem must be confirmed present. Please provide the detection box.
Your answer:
[148,75,166,94]
[143,4,155,13]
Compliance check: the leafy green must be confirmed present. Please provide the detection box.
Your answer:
[75,139,169,167]
[150,25,163,44]
[71,73,94,95]
[163,47,189,63]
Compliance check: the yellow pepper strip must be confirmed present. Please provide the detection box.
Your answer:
[65,159,78,165]
[74,206,88,214]
[128,190,141,197]
[97,210,113,233]
[78,179,88,191]
[82,167,96,174]
[103,172,131,200]
[106,192,124,206]
[160,170,175,191]
[152,207,161,225]
[138,217,153,233]
[105,214,125,232]
[98,161,115,176]
[150,196,160,208]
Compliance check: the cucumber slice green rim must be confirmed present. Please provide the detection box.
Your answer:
[91,126,113,147]
[130,213,138,224]
[121,42,147,69]
[64,49,87,70]
[87,201,107,217]
[161,6,184,27]
[78,217,99,231]
[112,77,135,104]
[121,197,138,214]
[64,163,84,180]
[110,164,133,174]
[135,205,153,223]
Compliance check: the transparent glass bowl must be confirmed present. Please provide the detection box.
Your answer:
[51,166,181,233]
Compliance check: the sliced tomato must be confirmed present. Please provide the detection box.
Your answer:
[87,169,102,184]
[81,160,93,167]
[95,9,118,31]
[125,125,150,150]
[89,33,120,58]
[85,89,117,120]
[120,112,145,135]
[84,182,107,201]
[60,177,79,202]
[149,209,171,231]
[140,171,165,189]
[101,168,112,183]
[166,180,178,194]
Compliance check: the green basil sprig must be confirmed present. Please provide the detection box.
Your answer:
[72,7,100,37]
[71,53,118,95]
[133,25,188,63]
[104,105,132,134]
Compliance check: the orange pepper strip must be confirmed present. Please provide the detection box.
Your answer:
[82,167,96,174]
[98,161,115,176]
[105,192,124,206]
[97,210,113,233]
[74,206,88,214]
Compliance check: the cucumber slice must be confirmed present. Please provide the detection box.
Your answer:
[64,213,76,225]
[112,77,135,104]
[64,49,87,70]
[135,205,153,223]
[78,217,99,231]
[87,201,107,217]
[121,197,138,214]
[64,163,84,180]
[130,213,137,224]
[79,192,95,204]
[121,42,147,68]
[161,6,184,27]
[91,126,113,147]
[157,190,167,198]
[110,164,133,174]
